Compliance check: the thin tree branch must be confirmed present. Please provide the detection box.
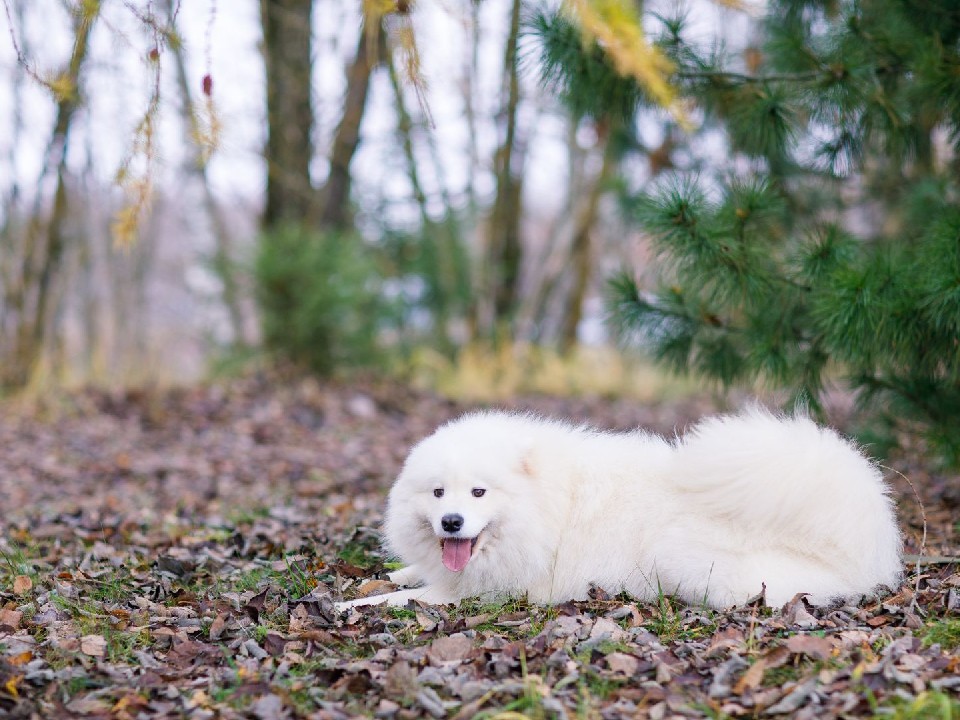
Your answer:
[678,69,826,84]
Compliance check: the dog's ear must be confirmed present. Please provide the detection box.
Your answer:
[517,438,537,478]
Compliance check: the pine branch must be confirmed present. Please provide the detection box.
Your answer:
[529,8,648,120]
[677,69,826,84]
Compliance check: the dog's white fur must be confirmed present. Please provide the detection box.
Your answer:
[339,409,902,610]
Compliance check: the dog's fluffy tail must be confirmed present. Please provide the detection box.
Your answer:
[670,407,903,595]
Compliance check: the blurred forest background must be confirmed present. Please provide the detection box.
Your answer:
[2,0,960,464]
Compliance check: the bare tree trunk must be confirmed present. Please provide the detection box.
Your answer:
[261,0,314,229]
[485,0,525,335]
[558,121,620,353]
[386,54,451,347]
[462,1,482,223]
[2,4,100,389]
[166,0,245,346]
[315,21,384,231]
[515,117,585,343]
[128,211,157,381]
[421,112,472,345]
[386,48,473,351]
[75,130,102,381]
[0,0,27,341]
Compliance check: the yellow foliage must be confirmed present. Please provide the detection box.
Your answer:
[395,24,422,83]
[407,342,698,402]
[167,28,184,53]
[364,0,432,124]
[189,97,222,167]
[562,0,686,124]
[365,0,691,126]
[111,203,142,249]
[44,72,76,102]
[112,160,153,248]
[362,0,404,19]
[79,0,101,20]
[111,45,164,248]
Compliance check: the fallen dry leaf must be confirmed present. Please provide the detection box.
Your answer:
[79,635,107,657]
[0,609,23,629]
[384,660,419,701]
[734,657,768,694]
[7,652,33,666]
[0,377,955,719]
[606,652,640,676]
[707,626,746,655]
[465,612,492,629]
[785,634,834,660]
[427,633,474,664]
[356,578,397,597]
[12,575,32,595]
[208,613,227,641]
[65,695,112,714]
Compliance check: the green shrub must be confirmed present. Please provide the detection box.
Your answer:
[254,226,390,376]
[534,0,960,466]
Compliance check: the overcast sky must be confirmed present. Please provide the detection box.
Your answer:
[0,0,751,225]
[0,1,505,219]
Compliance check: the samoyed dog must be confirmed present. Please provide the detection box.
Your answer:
[338,409,902,610]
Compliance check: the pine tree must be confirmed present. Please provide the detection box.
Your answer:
[535,0,960,466]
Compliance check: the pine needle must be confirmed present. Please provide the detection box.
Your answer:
[562,0,687,126]
[394,21,434,127]
[363,0,434,127]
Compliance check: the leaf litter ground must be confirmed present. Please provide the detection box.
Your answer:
[0,375,958,719]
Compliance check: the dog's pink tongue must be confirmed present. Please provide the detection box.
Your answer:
[442,538,472,572]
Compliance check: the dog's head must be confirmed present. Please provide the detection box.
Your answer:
[383,412,553,583]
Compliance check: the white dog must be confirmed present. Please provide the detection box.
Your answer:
[338,409,902,610]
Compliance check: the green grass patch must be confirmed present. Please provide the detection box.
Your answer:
[762,662,804,687]
[873,690,960,719]
[0,541,43,591]
[922,619,960,650]
[452,596,530,619]
[224,555,319,599]
[444,597,559,639]
[48,591,151,665]
[591,639,634,656]
[337,540,380,569]
[643,591,717,642]
[87,572,138,604]
[474,648,552,720]
[224,507,270,526]
[386,606,417,622]
[230,566,272,593]
[585,675,628,701]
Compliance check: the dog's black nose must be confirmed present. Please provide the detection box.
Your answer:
[441,513,464,533]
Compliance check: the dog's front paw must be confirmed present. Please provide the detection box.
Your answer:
[387,565,422,588]
[336,587,454,610]
[334,597,365,613]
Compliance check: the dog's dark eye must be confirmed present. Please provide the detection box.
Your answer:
[472,488,486,498]
[433,488,444,498]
